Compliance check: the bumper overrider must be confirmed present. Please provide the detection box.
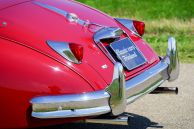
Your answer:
[31,37,179,119]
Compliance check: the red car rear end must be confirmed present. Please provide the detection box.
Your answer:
[0,0,179,128]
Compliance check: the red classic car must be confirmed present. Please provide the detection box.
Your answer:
[0,0,179,128]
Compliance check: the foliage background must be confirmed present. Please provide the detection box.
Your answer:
[77,0,194,62]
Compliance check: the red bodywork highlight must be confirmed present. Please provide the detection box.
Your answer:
[0,38,94,128]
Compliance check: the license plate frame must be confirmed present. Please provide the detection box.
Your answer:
[110,38,146,71]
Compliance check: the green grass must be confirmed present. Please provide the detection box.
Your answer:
[77,0,194,20]
[77,0,194,62]
[144,19,194,63]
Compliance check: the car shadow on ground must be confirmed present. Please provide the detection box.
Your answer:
[36,113,163,129]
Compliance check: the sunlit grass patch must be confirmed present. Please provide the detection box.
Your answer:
[145,19,194,34]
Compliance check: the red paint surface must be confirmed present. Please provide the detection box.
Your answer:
[0,0,159,128]
[0,0,31,10]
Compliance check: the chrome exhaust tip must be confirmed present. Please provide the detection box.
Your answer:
[84,115,129,125]
[150,87,178,95]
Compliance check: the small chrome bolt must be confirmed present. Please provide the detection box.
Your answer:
[102,64,108,69]
[67,13,78,23]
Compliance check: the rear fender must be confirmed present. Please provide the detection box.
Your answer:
[0,38,94,128]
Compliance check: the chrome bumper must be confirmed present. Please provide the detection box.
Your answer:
[31,37,179,118]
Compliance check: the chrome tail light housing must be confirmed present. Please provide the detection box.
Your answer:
[115,18,145,37]
[47,41,83,64]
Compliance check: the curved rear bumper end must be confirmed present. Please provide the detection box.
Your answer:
[31,90,111,118]
[30,37,179,119]
[164,36,179,81]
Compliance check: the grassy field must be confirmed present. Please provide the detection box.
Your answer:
[77,0,194,62]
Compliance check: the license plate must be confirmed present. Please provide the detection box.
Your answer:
[110,38,146,70]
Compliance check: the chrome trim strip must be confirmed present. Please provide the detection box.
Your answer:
[34,2,68,17]
[34,1,86,25]
[31,90,109,104]
[33,2,104,29]
[32,106,110,119]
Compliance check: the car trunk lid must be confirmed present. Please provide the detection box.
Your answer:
[0,0,159,90]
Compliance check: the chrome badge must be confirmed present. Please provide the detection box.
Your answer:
[66,13,78,23]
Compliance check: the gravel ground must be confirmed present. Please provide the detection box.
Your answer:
[37,64,194,129]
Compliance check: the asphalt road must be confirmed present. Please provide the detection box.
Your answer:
[37,64,194,129]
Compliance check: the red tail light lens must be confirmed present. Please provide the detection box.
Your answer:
[133,20,145,36]
[69,43,84,62]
